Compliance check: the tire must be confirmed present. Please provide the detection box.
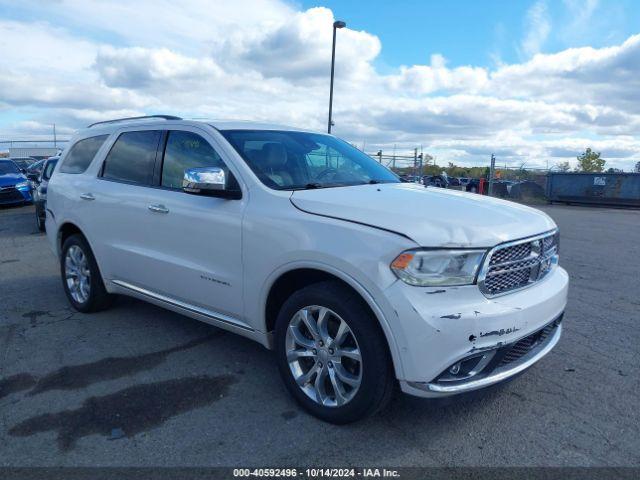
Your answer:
[35,207,45,232]
[60,234,113,313]
[274,280,395,424]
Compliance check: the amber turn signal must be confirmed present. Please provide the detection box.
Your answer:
[391,253,414,270]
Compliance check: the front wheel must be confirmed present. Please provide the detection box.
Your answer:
[275,281,395,424]
[60,234,113,313]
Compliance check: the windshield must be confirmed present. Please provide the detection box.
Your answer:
[11,159,31,169]
[220,130,400,190]
[0,161,20,175]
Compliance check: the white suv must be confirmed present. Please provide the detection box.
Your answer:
[46,116,568,423]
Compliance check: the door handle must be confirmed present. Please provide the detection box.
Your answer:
[148,204,169,214]
[80,193,95,201]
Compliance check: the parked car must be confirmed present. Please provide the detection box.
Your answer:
[26,159,46,178]
[466,178,482,193]
[399,174,421,183]
[0,159,33,206]
[33,156,59,231]
[458,177,471,187]
[447,176,461,187]
[46,116,568,423]
[422,175,448,188]
[8,157,37,171]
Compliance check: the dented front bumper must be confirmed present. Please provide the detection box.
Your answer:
[382,266,569,397]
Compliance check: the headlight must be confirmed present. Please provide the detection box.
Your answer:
[15,181,30,190]
[391,249,486,286]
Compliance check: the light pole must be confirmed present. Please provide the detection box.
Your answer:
[328,20,346,134]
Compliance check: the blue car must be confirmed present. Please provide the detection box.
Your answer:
[0,159,33,206]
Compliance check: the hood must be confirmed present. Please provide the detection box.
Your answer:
[0,173,27,187]
[290,183,556,247]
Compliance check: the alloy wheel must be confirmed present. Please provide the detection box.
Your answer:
[285,305,362,407]
[65,245,91,304]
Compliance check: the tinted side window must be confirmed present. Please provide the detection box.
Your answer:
[161,131,226,189]
[59,135,108,174]
[102,130,161,185]
[43,159,58,180]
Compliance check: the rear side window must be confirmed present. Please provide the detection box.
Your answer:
[161,131,226,189]
[59,135,108,174]
[102,130,161,185]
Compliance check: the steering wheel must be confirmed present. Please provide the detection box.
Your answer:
[315,168,339,180]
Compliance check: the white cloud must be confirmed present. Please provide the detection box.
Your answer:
[218,7,380,82]
[0,0,639,170]
[94,47,225,88]
[387,55,489,95]
[561,0,600,42]
[520,1,551,58]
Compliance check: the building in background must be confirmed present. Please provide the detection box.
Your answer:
[8,147,60,160]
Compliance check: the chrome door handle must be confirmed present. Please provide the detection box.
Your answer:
[80,193,95,201]
[148,204,169,214]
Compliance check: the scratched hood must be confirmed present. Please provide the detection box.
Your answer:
[290,183,556,247]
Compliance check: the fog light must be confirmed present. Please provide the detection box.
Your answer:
[449,362,461,375]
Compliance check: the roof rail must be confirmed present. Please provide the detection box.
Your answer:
[87,115,182,128]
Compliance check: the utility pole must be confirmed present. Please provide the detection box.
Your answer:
[377,150,382,164]
[414,147,418,181]
[327,20,346,134]
[392,144,396,169]
[488,153,496,196]
[53,124,57,148]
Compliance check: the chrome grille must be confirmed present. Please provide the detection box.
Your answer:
[479,230,559,297]
[489,242,531,265]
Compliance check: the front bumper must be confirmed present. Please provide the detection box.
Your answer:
[382,266,569,397]
[402,318,562,397]
[0,186,32,205]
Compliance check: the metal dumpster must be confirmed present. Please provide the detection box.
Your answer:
[547,173,640,207]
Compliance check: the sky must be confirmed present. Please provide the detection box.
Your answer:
[0,0,639,170]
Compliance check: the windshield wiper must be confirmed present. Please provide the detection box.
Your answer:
[303,182,324,189]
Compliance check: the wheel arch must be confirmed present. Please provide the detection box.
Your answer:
[57,221,85,256]
[262,264,405,378]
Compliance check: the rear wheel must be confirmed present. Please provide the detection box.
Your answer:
[275,281,394,424]
[35,206,45,232]
[60,234,113,313]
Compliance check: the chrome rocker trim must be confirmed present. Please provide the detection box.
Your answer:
[111,279,253,331]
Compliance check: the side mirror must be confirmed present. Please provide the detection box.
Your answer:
[182,167,241,199]
[27,172,39,182]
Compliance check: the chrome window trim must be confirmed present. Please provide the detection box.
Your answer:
[477,229,559,298]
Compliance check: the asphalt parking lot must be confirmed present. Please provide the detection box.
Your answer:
[0,203,638,467]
